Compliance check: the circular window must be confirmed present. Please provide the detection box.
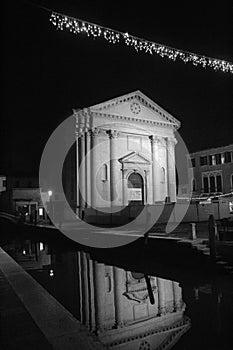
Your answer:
[130,102,141,114]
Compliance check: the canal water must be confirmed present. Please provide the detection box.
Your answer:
[2,230,233,350]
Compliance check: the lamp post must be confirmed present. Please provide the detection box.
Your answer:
[48,190,53,224]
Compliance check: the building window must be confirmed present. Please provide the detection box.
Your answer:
[224,152,232,163]
[2,180,6,187]
[221,154,225,164]
[209,176,215,192]
[209,155,216,166]
[216,175,222,192]
[231,174,233,190]
[160,167,165,183]
[200,156,208,166]
[191,158,196,167]
[203,177,209,193]
[215,154,221,165]
[101,164,108,181]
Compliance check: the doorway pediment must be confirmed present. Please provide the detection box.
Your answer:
[119,152,151,165]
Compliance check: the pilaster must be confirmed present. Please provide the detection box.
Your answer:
[150,136,161,202]
[86,130,91,207]
[91,128,100,208]
[166,137,177,202]
[157,277,166,316]
[113,267,124,328]
[93,261,105,333]
[108,130,120,205]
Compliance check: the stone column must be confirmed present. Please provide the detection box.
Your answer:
[91,128,99,209]
[93,261,105,332]
[88,258,96,331]
[79,133,86,212]
[77,251,83,322]
[113,267,124,327]
[122,169,128,206]
[86,131,91,207]
[109,130,119,205]
[75,132,80,209]
[80,251,89,327]
[172,281,182,311]
[166,137,177,203]
[150,136,160,203]
[157,277,166,316]
[144,170,150,204]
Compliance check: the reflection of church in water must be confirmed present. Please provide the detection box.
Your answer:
[5,239,191,349]
[77,251,191,350]
[74,91,180,223]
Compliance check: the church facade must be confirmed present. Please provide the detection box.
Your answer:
[74,91,180,222]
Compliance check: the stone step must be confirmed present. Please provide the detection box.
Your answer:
[202,251,210,256]
[216,260,228,265]
[178,240,193,246]
[224,265,233,271]
[192,245,209,251]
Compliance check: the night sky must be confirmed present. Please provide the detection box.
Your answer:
[2,0,232,176]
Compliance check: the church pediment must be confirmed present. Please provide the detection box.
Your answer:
[119,152,151,165]
[90,90,180,129]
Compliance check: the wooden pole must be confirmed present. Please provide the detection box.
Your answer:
[208,214,216,261]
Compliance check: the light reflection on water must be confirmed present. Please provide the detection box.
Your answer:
[3,238,233,350]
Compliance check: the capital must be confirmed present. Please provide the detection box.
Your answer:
[75,128,85,137]
[158,306,166,316]
[91,128,101,137]
[108,129,119,139]
[73,108,82,118]
[167,137,177,146]
[150,135,161,144]
[86,129,92,137]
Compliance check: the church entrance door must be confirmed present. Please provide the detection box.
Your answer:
[127,173,144,205]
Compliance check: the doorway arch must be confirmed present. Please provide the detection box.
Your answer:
[127,172,144,205]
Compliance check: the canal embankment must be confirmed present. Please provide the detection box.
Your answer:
[0,247,107,350]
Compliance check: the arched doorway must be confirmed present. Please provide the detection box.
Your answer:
[127,172,144,205]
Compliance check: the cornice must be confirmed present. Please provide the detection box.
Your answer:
[90,110,179,130]
[105,315,190,348]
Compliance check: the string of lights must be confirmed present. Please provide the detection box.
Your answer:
[177,191,233,201]
[49,11,233,74]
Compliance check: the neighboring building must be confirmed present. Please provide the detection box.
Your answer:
[4,240,51,271]
[0,175,6,193]
[0,175,46,223]
[73,90,180,222]
[188,144,233,197]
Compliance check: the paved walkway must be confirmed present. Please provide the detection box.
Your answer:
[0,248,107,350]
[0,269,52,350]
[150,221,210,239]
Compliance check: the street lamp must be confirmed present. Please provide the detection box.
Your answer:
[47,190,53,224]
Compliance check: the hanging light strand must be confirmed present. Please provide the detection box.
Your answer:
[49,12,233,74]
[177,191,233,201]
